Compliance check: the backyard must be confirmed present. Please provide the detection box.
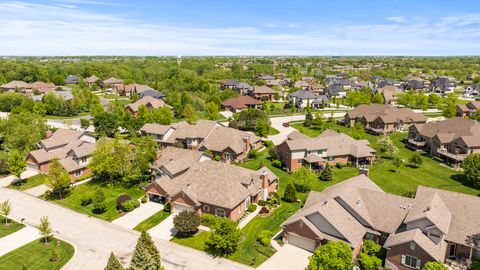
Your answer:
[0,238,74,270]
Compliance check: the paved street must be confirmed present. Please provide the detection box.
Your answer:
[112,201,164,229]
[0,188,251,270]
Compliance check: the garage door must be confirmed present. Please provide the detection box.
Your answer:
[287,233,316,252]
[172,203,194,214]
[27,163,39,171]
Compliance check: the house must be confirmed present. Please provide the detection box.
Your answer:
[274,73,287,79]
[250,86,277,101]
[64,75,80,85]
[405,77,430,91]
[220,79,238,90]
[376,85,404,105]
[122,84,156,98]
[26,129,96,180]
[456,101,480,118]
[85,75,101,87]
[139,89,166,100]
[288,90,329,109]
[103,77,123,91]
[266,79,282,87]
[310,83,325,94]
[430,76,457,94]
[221,95,262,112]
[145,148,278,220]
[281,174,480,270]
[344,104,427,134]
[463,84,480,99]
[140,120,262,163]
[277,130,376,171]
[407,117,480,163]
[325,83,347,98]
[256,74,275,81]
[1,80,30,91]
[294,80,310,90]
[376,78,403,89]
[27,81,56,94]
[235,82,253,95]
[125,96,170,116]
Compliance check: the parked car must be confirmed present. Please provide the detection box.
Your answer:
[282,122,290,127]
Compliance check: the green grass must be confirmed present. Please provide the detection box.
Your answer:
[0,218,25,238]
[9,174,48,191]
[171,231,211,250]
[45,111,90,120]
[0,238,74,270]
[43,180,145,221]
[268,127,280,135]
[422,112,443,117]
[133,210,171,232]
[110,99,133,106]
[172,111,226,123]
[101,94,123,99]
[291,122,480,196]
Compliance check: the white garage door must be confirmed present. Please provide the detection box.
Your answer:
[172,203,194,214]
[287,233,316,252]
[27,163,39,171]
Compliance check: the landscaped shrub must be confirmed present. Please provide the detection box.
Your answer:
[259,206,270,214]
[163,202,171,212]
[121,200,137,212]
[141,195,147,203]
[263,140,274,148]
[335,162,346,169]
[80,194,92,206]
[257,200,266,206]
[272,160,282,168]
[249,149,258,158]
[257,230,273,246]
[173,210,201,236]
[92,188,107,213]
[116,194,132,210]
[201,213,218,227]
[247,204,257,212]
[215,155,221,161]
[346,161,353,167]
[282,183,297,202]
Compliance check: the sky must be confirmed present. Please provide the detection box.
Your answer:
[1,0,480,56]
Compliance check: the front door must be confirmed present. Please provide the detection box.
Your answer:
[449,243,457,257]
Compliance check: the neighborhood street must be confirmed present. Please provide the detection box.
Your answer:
[0,187,252,270]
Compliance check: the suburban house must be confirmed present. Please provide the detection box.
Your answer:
[86,75,101,87]
[343,104,427,134]
[221,95,262,112]
[407,117,480,163]
[220,79,238,90]
[64,75,80,85]
[27,81,56,94]
[288,90,329,109]
[310,83,325,94]
[103,77,123,91]
[125,96,170,116]
[277,130,376,172]
[250,86,277,101]
[325,83,347,98]
[139,89,165,100]
[430,76,457,94]
[116,83,155,97]
[294,80,311,90]
[282,174,480,270]
[256,74,275,81]
[1,80,30,91]
[144,147,279,220]
[376,85,404,105]
[404,76,430,91]
[140,120,262,162]
[456,101,480,117]
[26,129,96,180]
[463,84,480,99]
[376,78,403,89]
[235,82,253,95]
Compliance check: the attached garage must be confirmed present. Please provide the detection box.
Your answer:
[27,163,39,171]
[172,203,194,213]
[287,233,316,252]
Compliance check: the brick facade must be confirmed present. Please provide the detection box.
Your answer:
[386,242,436,270]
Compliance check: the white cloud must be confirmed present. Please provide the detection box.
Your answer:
[386,16,407,23]
[0,1,479,56]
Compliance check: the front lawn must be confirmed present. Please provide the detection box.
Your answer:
[171,231,210,250]
[268,127,280,135]
[0,238,74,270]
[291,122,480,196]
[0,218,25,238]
[43,180,145,221]
[9,174,48,191]
[133,210,171,232]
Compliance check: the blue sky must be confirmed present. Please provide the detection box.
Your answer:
[1,0,480,55]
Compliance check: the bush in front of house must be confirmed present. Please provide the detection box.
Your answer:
[272,159,282,168]
[215,155,221,161]
[80,194,92,206]
[257,200,266,206]
[247,204,257,212]
[173,210,201,236]
[116,194,132,210]
[92,188,107,213]
[201,213,218,227]
[121,200,137,212]
[141,195,147,204]
[257,230,273,247]
[163,202,171,212]
[335,162,346,169]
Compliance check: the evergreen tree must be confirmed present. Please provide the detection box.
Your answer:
[283,183,297,202]
[304,111,313,127]
[319,164,333,181]
[104,252,124,270]
[130,231,163,270]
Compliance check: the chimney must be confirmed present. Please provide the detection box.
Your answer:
[358,167,369,176]
[244,135,251,152]
[260,170,269,189]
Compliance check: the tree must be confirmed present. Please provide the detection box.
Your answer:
[39,216,52,243]
[130,231,164,270]
[93,112,119,137]
[183,104,197,123]
[104,252,124,270]
[319,164,333,181]
[422,261,448,270]
[312,112,325,128]
[80,118,90,129]
[173,210,201,236]
[89,137,130,182]
[393,155,401,170]
[45,158,71,199]
[129,136,157,181]
[461,153,480,188]
[351,122,366,139]
[235,109,269,132]
[93,188,107,213]
[205,218,240,256]
[362,239,381,256]
[33,102,47,115]
[358,252,382,270]
[377,135,398,157]
[255,117,271,137]
[408,152,423,168]
[371,92,384,104]
[293,166,316,192]
[308,241,353,270]
[0,200,11,224]
[7,150,26,181]
[205,102,219,120]
[0,111,46,153]
[304,111,313,127]
[283,182,297,202]
[148,107,173,125]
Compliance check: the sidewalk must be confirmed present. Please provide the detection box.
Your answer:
[238,205,260,229]
[0,226,39,256]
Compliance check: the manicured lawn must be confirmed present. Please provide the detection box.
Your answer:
[171,231,210,250]
[133,210,171,232]
[9,174,48,191]
[45,111,90,120]
[43,180,145,221]
[0,238,74,270]
[101,94,122,99]
[268,127,280,135]
[0,218,25,238]
[172,111,226,123]
[291,122,480,196]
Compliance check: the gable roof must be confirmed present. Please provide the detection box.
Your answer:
[411,117,480,146]
[289,90,316,99]
[222,96,262,110]
[125,96,168,112]
[1,80,30,89]
[384,229,447,261]
[252,86,276,94]
[86,75,101,83]
[347,104,427,124]
[103,77,123,85]
[202,126,260,154]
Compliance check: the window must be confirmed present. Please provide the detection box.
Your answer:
[74,170,81,177]
[215,208,226,218]
[81,157,87,163]
[203,205,210,212]
[410,242,416,250]
[402,255,420,269]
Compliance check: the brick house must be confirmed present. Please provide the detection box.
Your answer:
[277,130,375,172]
[85,75,101,87]
[456,101,480,117]
[281,174,480,270]
[343,104,427,135]
[250,86,277,101]
[125,96,171,117]
[145,147,279,220]
[221,95,262,113]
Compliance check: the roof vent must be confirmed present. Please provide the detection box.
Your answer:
[425,205,431,212]
[356,199,361,207]
[322,200,328,206]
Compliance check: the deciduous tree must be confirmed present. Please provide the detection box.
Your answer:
[205,218,240,256]
[0,200,11,224]
[308,241,353,270]
[45,158,71,199]
[39,216,52,243]
[462,153,480,188]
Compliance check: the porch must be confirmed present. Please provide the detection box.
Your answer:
[436,148,468,162]
[365,126,385,135]
[406,138,426,149]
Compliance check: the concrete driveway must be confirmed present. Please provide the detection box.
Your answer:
[0,226,39,256]
[112,202,164,229]
[257,244,312,270]
[0,169,39,188]
[0,188,251,270]
[148,213,177,240]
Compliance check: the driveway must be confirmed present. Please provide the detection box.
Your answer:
[257,244,312,270]
[0,188,251,270]
[24,184,50,197]
[219,110,233,119]
[0,226,39,256]
[0,169,39,188]
[112,202,164,229]
[148,213,178,240]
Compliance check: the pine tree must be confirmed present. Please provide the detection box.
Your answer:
[320,164,333,181]
[283,183,297,202]
[104,252,124,270]
[130,231,163,270]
